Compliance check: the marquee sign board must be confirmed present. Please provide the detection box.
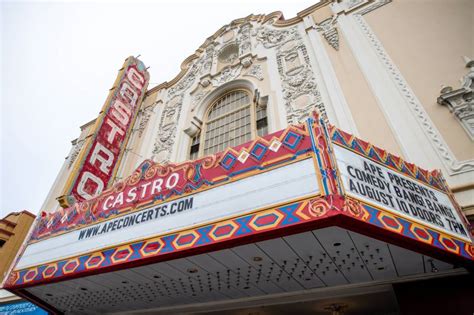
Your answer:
[334,145,470,242]
[62,57,150,203]
[5,113,473,296]
[17,158,319,269]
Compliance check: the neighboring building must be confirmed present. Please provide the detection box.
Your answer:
[4,0,474,314]
[0,211,47,314]
[0,211,35,281]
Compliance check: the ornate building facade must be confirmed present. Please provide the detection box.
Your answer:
[41,0,474,222]
[3,1,473,314]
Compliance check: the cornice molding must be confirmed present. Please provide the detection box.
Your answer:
[351,10,474,174]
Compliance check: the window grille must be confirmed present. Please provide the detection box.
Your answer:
[189,90,268,159]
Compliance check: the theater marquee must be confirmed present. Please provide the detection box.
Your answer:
[5,112,473,300]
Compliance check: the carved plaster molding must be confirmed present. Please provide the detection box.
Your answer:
[153,95,185,162]
[244,64,264,81]
[167,60,203,99]
[438,57,474,140]
[346,0,365,10]
[217,42,239,64]
[314,15,339,51]
[192,91,208,108]
[152,21,255,162]
[255,24,325,124]
[238,22,252,57]
[152,13,327,162]
[353,12,474,174]
[67,139,84,168]
[201,43,216,76]
[211,65,243,87]
[334,0,391,15]
[137,103,156,138]
[146,3,337,96]
[355,0,391,15]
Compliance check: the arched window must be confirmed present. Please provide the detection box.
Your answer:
[190,89,268,158]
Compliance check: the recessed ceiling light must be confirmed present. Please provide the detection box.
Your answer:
[253,256,263,262]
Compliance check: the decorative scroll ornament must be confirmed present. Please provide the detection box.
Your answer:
[238,22,252,56]
[308,198,330,218]
[244,64,264,81]
[153,46,215,162]
[192,91,208,107]
[438,57,474,141]
[314,15,339,51]
[255,24,325,124]
[254,25,299,49]
[137,104,156,138]
[211,65,243,87]
[342,198,368,220]
[201,43,216,75]
[153,96,184,162]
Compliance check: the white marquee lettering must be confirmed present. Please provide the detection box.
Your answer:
[77,172,104,200]
[113,192,124,208]
[111,99,132,125]
[103,195,114,210]
[151,178,163,195]
[165,173,179,189]
[120,82,139,108]
[105,118,125,144]
[127,67,145,90]
[126,187,138,203]
[140,182,152,198]
[90,143,114,175]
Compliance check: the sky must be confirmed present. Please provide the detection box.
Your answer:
[0,0,319,217]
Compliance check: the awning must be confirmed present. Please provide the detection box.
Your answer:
[5,112,473,314]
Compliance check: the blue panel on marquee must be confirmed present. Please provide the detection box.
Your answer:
[220,153,237,170]
[250,142,268,161]
[282,131,302,150]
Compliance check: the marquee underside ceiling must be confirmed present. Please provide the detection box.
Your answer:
[26,227,459,314]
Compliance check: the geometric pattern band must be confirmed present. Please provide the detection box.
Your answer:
[7,196,325,288]
[342,197,473,261]
[7,195,473,289]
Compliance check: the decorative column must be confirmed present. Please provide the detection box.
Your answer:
[438,57,474,141]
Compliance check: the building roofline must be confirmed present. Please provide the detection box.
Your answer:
[145,0,331,96]
[0,211,36,222]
